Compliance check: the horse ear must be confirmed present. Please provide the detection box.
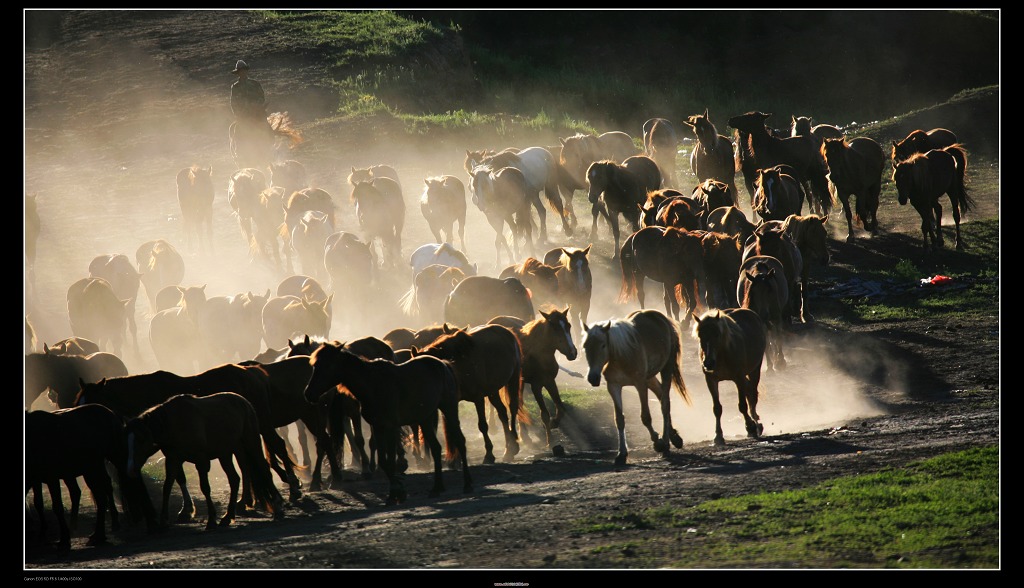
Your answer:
[583,244,592,255]
[42,343,50,354]
[303,334,311,345]
[691,311,700,323]
[288,339,296,350]
[703,107,709,118]
[564,304,572,315]
[351,166,356,174]
[410,346,419,356]
[582,322,589,332]
[540,309,551,320]
[558,137,566,146]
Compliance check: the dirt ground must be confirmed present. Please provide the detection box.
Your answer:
[23,11,1000,574]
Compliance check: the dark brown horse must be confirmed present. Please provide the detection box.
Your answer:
[586,155,662,256]
[728,111,832,216]
[176,164,215,254]
[742,223,804,324]
[420,175,467,250]
[752,165,805,223]
[304,344,471,505]
[27,404,153,552]
[619,226,709,322]
[821,136,885,241]
[499,257,561,309]
[26,349,128,410]
[444,275,535,328]
[126,392,284,529]
[413,324,526,464]
[737,255,789,372]
[691,308,768,446]
[558,131,639,196]
[706,205,756,246]
[582,309,689,465]
[778,214,830,322]
[690,178,735,220]
[891,128,958,166]
[488,307,577,452]
[683,109,738,205]
[892,146,973,251]
[543,245,594,336]
[643,118,680,188]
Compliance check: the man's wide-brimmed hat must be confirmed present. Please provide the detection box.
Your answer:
[232,60,249,73]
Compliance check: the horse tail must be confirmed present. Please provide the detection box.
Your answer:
[398,284,419,317]
[618,241,639,304]
[243,409,284,518]
[324,393,348,460]
[108,417,156,526]
[542,181,569,226]
[667,318,691,405]
[946,145,975,212]
[440,363,465,463]
[502,340,531,428]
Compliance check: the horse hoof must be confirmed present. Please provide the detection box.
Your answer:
[614,454,627,466]
[714,437,726,447]
[670,431,683,449]
[483,454,496,465]
[219,518,233,527]
[552,445,566,457]
[86,535,106,547]
[308,480,322,492]
[176,513,194,524]
[653,438,669,453]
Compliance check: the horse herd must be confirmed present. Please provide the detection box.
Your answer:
[25,112,974,554]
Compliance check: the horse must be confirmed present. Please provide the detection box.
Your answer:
[582,309,689,465]
[89,253,141,355]
[558,131,639,196]
[27,404,153,552]
[586,155,662,256]
[891,128,959,166]
[412,324,525,464]
[228,167,269,255]
[149,284,208,375]
[752,165,806,223]
[26,348,129,410]
[126,392,284,529]
[737,255,789,372]
[776,214,830,322]
[290,209,333,281]
[46,337,101,357]
[790,115,844,150]
[728,111,832,216]
[262,293,333,348]
[468,164,533,267]
[229,112,303,171]
[324,231,375,329]
[408,242,477,281]
[281,187,335,267]
[136,239,185,313]
[350,177,405,268]
[198,289,270,364]
[619,226,711,322]
[383,323,459,352]
[269,159,309,200]
[348,164,402,192]
[420,175,467,250]
[400,264,468,327]
[176,164,215,254]
[499,257,561,309]
[67,276,131,358]
[467,146,571,242]
[706,205,756,246]
[278,272,330,308]
[682,109,739,205]
[304,343,471,505]
[75,361,303,508]
[690,178,735,220]
[251,186,288,270]
[542,245,593,336]
[892,146,973,252]
[742,223,804,323]
[643,118,680,188]
[691,308,768,446]
[444,275,535,328]
[821,136,885,241]
[641,194,703,232]
[487,307,576,452]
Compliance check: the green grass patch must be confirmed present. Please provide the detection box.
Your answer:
[574,446,999,568]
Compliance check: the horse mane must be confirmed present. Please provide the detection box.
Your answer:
[692,309,745,357]
[434,242,471,266]
[421,328,474,358]
[601,319,642,366]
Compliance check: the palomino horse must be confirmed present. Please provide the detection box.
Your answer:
[413,324,526,465]
[752,165,805,223]
[691,308,768,446]
[466,146,571,242]
[543,245,593,336]
[728,111,832,216]
[420,175,467,250]
[586,155,662,256]
[136,239,185,313]
[821,136,885,241]
[67,277,131,358]
[350,178,405,268]
[642,118,680,188]
[892,146,973,252]
[737,255,789,372]
[444,275,535,328]
[89,253,141,355]
[468,164,533,267]
[683,109,738,205]
[582,309,689,465]
[488,308,577,453]
[305,344,472,505]
[175,164,215,254]
[126,392,284,529]
[891,128,958,167]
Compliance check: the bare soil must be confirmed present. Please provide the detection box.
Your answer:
[23,11,999,573]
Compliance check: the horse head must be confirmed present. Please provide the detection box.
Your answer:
[541,306,577,361]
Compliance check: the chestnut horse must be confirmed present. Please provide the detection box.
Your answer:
[821,136,885,241]
[892,146,973,251]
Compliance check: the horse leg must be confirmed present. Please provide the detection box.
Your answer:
[262,427,302,502]
[949,198,964,250]
[378,426,406,505]
[607,383,629,465]
[526,381,553,449]
[706,376,727,446]
[933,201,945,248]
[486,392,518,463]
[635,379,667,454]
[64,477,81,531]
[841,195,855,242]
[654,373,683,449]
[423,418,446,497]
[47,480,71,552]
[83,470,111,546]
[218,456,240,527]
[193,461,218,530]
[740,375,764,439]
[610,215,622,260]
[473,400,496,464]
